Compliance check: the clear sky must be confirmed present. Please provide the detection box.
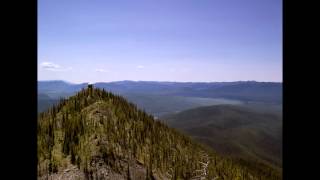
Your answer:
[38,0,282,83]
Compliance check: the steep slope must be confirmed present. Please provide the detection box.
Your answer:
[163,105,282,170]
[38,86,281,179]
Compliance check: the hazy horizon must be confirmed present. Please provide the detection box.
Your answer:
[38,79,282,84]
[38,0,282,83]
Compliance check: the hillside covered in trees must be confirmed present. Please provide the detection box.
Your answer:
[38,85,281,179]
[163,105,282,171]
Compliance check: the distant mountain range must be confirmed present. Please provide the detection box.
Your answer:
[39,80,282,102]
[38,80,282,114]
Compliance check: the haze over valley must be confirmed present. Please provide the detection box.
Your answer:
[38,80,282,178]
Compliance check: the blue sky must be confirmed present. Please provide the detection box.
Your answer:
[38,0,282,83]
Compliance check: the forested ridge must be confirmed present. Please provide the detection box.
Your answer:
[38,85,281,179]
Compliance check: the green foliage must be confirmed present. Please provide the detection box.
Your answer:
[164,104,283,169]
[38,86,282,179]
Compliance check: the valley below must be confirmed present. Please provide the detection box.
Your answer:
[38,81,282,179]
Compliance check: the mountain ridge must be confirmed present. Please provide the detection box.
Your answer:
[163,104,282,170]
[37,86,281,179]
